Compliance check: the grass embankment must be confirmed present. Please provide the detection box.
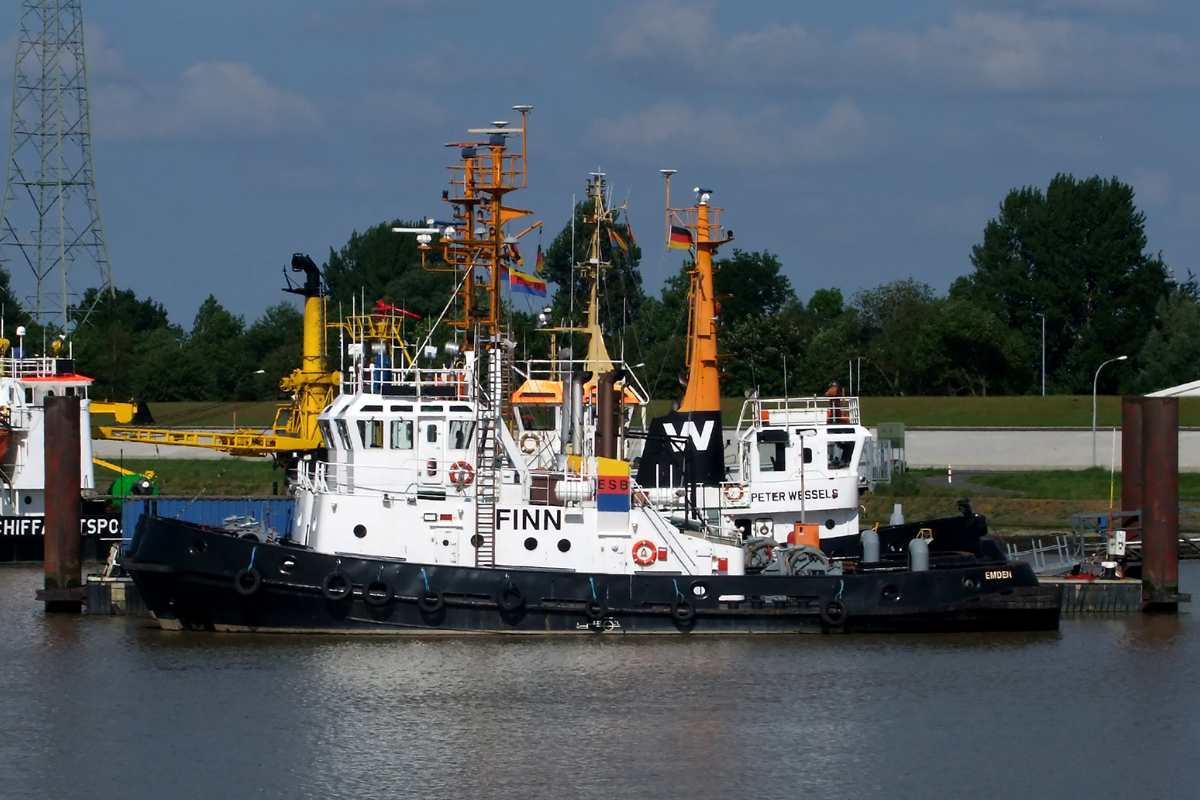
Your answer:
[864,468,1200,532]
[95,458,281,497]
[644,396,1200,428]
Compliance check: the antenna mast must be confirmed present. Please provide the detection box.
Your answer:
[0,0,114,331]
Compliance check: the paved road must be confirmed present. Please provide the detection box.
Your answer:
[905,428,1200,472]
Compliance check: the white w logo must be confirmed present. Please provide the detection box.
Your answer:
[662,420,716,453]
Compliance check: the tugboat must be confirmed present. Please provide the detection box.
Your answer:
[123,109,1060,633]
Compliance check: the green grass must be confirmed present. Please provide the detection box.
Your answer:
[94,458,282,497]
[650,395,1200,427]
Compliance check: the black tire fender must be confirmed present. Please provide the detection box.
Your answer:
[670,598,695,623]
[820,600,847,627]
[417,590,444,614]
[363,578,393,607]
[584,600,607,621]
[321,571,352,602]
[233,567,262,597]
[497,583,525,613]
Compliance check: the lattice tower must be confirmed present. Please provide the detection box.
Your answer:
[0,0,113,330]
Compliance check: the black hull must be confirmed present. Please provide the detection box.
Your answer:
[123,516,1060,634]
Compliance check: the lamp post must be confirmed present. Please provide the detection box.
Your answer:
[1036,313,1045,396]
[233,369,266,430]
[1092,356,1127,467]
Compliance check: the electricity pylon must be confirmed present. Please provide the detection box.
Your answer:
[0,0,114,331]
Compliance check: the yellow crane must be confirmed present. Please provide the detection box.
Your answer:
[96,255,343,458]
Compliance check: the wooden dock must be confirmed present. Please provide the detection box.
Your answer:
[1040,577,1143,613]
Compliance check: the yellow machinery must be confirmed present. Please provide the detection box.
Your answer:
[97,255,342,458]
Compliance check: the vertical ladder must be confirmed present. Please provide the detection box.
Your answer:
[473,343,503,567]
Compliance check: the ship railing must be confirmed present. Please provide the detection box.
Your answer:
[736,395,860,436]
[0,356,81,379]
[3,405,33,429]
[342,364,477,400]
[628,487,701,573]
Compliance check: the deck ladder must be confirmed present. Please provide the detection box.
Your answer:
[473,342,503,567]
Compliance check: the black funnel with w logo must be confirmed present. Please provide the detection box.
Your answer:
[635,410,724,488]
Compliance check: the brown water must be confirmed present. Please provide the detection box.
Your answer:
[2,563,1198,799]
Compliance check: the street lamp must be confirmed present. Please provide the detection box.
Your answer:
[1092,355,1127,467]
[1035,313,1046,396]
[233,369,266,430]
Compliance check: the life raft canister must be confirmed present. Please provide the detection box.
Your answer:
[449,461,474,486]
[632,539,658,566]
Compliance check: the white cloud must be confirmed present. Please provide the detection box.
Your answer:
[592,97,871,167]
[606,2,1199,95]
[92,62,322,143]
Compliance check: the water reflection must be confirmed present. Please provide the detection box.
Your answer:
[0,563,1198,799]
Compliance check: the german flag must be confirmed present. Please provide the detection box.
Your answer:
[535,243,544,273]
[508,243,524,266]
[669,225,692,250]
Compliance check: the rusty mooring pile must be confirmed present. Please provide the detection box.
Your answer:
[1122,395,1189,611]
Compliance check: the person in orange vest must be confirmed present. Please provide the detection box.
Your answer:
[826,380,846,421]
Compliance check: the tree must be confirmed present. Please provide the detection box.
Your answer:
[956,174,1168,393]
[854,279,939,395]
[712,249,794,323]
[323,220,455,321]
[68,287,171,399]
[1132,287,1200,392]
[245,302,304,400]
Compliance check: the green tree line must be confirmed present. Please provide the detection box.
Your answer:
[5,172,1193,402]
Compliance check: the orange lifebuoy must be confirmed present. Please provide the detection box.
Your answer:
[723,483,745,503]
[632,539,658,567]
[449,461,474,487]
[519,432,539,454]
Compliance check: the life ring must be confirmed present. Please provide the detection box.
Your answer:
[449,461,474,487]
[670,598,695,623]
[417,589,444,614]
[233,567,262,596]
[820,600,847,627]
[321,571,352,601]
[632,539,658,566]
[519,432,540,454]
[363,578,393,606]
[497,583,525,612]
[723,483,745,503]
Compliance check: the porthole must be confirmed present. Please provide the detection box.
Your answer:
[691,583,708,598]
[524,537,538,551]
[442,539,450,547]
[23,495,32,505]
[353,524,367,538]
[882,584,900,602]
[962,576,978,590]
[190,539,206,555]
[825,518,836,530]
[280,558,296,574]
[471,534,484,548]
[557,539,571,553]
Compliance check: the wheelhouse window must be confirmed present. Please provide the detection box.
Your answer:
[358,419,384,449]
[518,406,556,431]
[449,420,475,450]
[335,419,353,450]
[758,442,786,472]
[828,441,855,470]
[390,419,413,450]
[319,420,335,450]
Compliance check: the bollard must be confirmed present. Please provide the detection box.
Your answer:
[1140,396,1179,611]
[39,395,82,612]
[1121,396,1143,529]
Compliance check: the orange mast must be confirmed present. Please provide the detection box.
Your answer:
[664,177,731,414]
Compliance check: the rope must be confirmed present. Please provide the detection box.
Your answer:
[589,577,598,602]
[835,579,844,601]
[673,579,685,604]
[422,567,430,592]
[247,545,257,571]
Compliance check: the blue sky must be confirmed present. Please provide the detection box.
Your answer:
[2,0,1198,326]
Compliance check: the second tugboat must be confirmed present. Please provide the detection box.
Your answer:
[124,109,1060,633]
